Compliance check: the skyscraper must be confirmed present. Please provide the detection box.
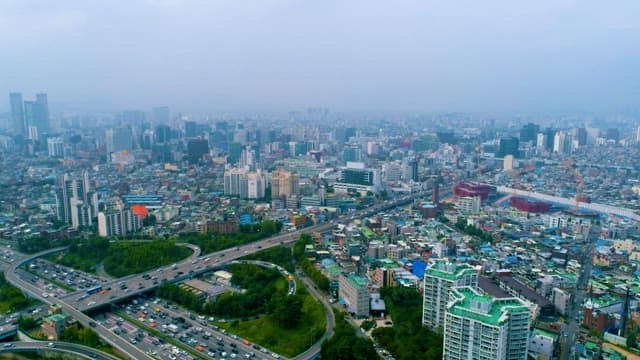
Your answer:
[271,169,300,199]
[443,286,530,360]
[105,127,133,154]
[35,93,50,132]
[519,123,539,143]
[497,137,519,158]
[9,92,25,135]
[422,260,478,330]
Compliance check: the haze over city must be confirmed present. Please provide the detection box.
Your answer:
[2,0,640,113]
[2,2,640,360]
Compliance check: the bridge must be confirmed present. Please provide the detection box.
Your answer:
[496,186,640,221]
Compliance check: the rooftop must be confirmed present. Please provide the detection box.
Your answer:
[447,286,529,326]
[426,260,477,281]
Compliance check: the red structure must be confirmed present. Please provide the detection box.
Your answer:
[509,197,551,213]
[453,182,493,200]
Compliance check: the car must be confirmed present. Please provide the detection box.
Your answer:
[89,321,97,327]
[48,342,55,348]
[3,343,14,348]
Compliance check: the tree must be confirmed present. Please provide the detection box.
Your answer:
[269,295,303,327]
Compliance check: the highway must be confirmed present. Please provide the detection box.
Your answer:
[0,340,120,359]
[5,192,424,359]
[5,247,154,360]
[63,193,422,312]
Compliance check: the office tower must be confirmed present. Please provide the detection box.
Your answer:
[105,127,133,154]
[443,286,530,360]
[98,208,142,237]
[153,106,170,124]
[497,137,519,158]
[519,123,539,143]
[187,138,209,163]
[576,127,588,146]
[227,142,243,165]
[553,132,564,153]
[9,92,25,135]
[636,127,640,142]
[342,143,362,162]
[605,128,620,142]
[334,162,381,194]
[121,110,145,126]
[271,169,300,198]
[47,137,65,158]
[35,93,50,132]
[184,121,197,138]
[141,129,154,149]
[154,125,171,143]
[543,128,555,151]
[422,260,478,330]
[409,159,419,182]
[339,273,370,318]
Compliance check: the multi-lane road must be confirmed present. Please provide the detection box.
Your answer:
[5,193,423,359]
[0,341,120,359]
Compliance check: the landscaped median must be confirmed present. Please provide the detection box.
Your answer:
[215,284,326,358]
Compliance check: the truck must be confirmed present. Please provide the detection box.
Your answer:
[167,324,179,333]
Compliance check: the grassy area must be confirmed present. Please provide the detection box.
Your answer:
[217,285,326,358]
[0,273,38,314]
[117,311,207,360]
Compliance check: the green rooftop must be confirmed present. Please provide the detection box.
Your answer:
[426,261,477,281]
[532,328,559,341]
[45,313,67,323]
[447,287,529,326]
[346,274,368,289]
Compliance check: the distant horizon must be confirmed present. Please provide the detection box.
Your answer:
[2,1,639,115]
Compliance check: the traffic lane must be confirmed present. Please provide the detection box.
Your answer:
[101,313,171,360]
[151,301,279,359]
[153,303,267,358]
[0,341,116,360]
[5,271,150,360]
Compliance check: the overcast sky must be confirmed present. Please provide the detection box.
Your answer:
[1,0,639,113]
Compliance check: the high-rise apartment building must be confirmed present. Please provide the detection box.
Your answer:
[55,172,97,228]
[98,207,142,237]
[422,260,478,330]
[443,286,530,360]
[271,169,299,198]
[223,168,265,200]
[47,137,65,158]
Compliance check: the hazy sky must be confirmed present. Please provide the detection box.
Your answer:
[1,0,639,113]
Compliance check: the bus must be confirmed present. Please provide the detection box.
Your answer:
[86,285,103,295]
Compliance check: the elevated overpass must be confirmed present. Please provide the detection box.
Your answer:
[496,186,640,221]
[61,192,424,312]
[0,341,120,360]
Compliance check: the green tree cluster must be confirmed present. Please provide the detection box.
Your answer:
[240,246,294,273]
[17,315,39,331]
[158,264,292,320]
[372,287,443,360]
[103,240,191,277]
[320,310,378,360]
[180,220,282,254]
[52,238,190,276]
[455,219,493,244]
[294,234,330,292]
[60,323,102,348]
[0,273,35,313]
[17,236,71,254]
